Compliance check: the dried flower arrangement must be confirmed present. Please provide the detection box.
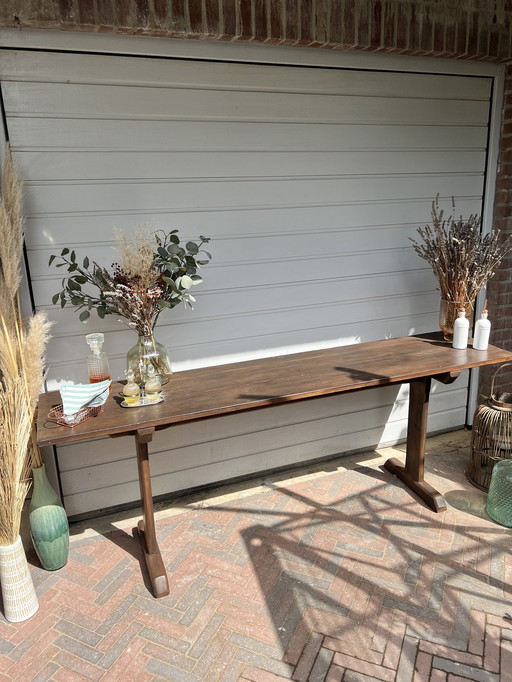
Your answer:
[0,146,52,546]
[50,228,211,337]
[411,196,511,307]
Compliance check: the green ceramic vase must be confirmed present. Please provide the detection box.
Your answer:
[29,464,69,570]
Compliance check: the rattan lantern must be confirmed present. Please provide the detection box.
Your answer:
[467,363,512,491]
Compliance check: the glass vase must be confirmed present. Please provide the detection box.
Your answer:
[439,299,474,341]
[486,459,512,527]
[127,333,172,385]
[29,464,69,571]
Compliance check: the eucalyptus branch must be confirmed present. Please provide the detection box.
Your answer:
[49,229,212,336]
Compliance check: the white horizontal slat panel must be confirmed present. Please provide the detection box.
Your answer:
[0,44,492,517]
[23,175,485,215]
[14,150,487,181]
[0,50,492,102]
[7,119,489,151]
[24,199,484,248]
[3,82,490,125]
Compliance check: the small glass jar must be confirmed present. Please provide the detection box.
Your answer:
[123,370,141,406]
[144,365,162,403]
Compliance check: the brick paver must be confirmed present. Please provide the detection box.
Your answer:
[1,431,511,681]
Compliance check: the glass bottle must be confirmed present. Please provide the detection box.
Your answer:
[86,333,110,384]
[144,365,162,403]
[123,369,141,406]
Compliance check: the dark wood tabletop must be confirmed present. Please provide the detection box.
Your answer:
[37,333,512,447]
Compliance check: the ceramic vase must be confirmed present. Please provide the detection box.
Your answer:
[29,464,69,571]
[0,535,39,622]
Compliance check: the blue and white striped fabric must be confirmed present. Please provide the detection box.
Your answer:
[60,380,111,416]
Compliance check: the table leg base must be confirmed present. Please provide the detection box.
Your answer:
[137,520,170,598]
[384,457,447,513]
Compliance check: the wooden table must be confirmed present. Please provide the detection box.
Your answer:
[37,333,512,598]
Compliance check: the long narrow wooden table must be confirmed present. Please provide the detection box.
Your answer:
[37,333,512,598]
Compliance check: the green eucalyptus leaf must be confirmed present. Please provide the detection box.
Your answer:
[68,279,80,291]
[60,297,66,308]
[157,247,168,258]
[190,275,203,284]
[68,263,78,272]
[97,307,106,319]
[186,242,199,254]
[51,293,60,305]
[61,248,69,256]
[70,250,76,263]
[83,256,89,269]
[48,254,56,266]
[180,275,194,290]
[74,276,88,284]
[79,310,90,322]
[167,243,182,255]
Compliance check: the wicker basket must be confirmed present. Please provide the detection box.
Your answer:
[467,362,512,491]
[47,403,103,427]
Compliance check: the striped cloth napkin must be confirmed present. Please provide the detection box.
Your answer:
[60,380,111,417]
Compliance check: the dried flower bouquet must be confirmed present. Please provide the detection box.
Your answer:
[411,196,511,308]
[50,228,211,337]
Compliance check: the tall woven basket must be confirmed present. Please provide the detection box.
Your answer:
[0,535,39,622]
[467,362,512,491]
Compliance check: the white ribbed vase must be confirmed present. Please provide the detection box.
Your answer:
[0,536,39,622]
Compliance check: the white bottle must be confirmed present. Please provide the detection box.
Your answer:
[452,310,469,349]
[473,307,491,351]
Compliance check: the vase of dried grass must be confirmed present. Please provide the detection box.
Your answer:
[29,464,69,571]
[0,535,39,622]
[439,299,474,341]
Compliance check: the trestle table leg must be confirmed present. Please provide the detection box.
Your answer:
[135,427,170,597]
[384,377,447,513]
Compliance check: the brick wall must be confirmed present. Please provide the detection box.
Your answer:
[1,1,511,59]
[1,0,512,396]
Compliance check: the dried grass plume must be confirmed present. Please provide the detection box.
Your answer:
[0,145,52,546]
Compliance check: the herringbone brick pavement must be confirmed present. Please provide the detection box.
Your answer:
[1,431,511,681]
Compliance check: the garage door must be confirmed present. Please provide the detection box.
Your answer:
[0,41,494,517]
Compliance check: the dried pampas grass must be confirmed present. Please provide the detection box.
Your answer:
[0,144,52,546]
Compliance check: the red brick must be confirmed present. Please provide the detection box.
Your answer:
[238,0,252,38]
[268,0,280,41]
[205,0,219,34]
[222,0,237,37]
[332,652,395,681]
[153,0,168,25]
[188,0,203,32]
[77,0,96,25]
[254,0,266,39]
[484,623,501,673]
[115,0,133,27]
[414,650,432,680]
[59,0,75,23]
